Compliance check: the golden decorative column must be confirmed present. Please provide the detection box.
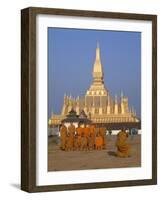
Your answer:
[114,95,118,114]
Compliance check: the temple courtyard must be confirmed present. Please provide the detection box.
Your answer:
[48,135,141,171]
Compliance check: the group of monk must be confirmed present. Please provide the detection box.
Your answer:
[60,123,107,151]
[60,123,131,157]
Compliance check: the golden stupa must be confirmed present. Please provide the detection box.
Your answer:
[49,43,140,128]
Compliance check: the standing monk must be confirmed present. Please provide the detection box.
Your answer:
[60,123,67,150]
[68,123,75,150]
[116,128,130,157]
[84,124,90,150]
[100,126,107,149]
[90,124,95,150]
[95,125,100,140]
[95,133,103,150]
[81,125,87,151]
[76,124,83,151]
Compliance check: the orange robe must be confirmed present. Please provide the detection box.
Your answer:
[90,125,95,149]
[76,127,83,150]
[81,135,88,151]
[76,127,83,136]
[100,127,107,149]
[60,125,67,150]
[95,127,100,136]
[80,127,89,150]
[68,124,75,150]
[116,131,130,157]
[95,136,103,150]
[84,127,90,137]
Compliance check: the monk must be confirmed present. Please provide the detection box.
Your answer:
[84,124,90,150]
[60,123,67,150]
[81,133,88,151]
[100,126,107,149]
[68,123,75,150]
[74,135,78,151]
[95,133,103,150]
[76,124,83,151]
[116,128,130,157]
[95,126,100,137]
[65,135,71,151]
[89,124,95,150]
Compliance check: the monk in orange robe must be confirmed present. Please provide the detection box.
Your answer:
[76,125,83,150]
[65,135,71,151]
[81,134,88,151]
[95,133,103,150]
[60,123,67,150]
[84,125,90,150]
[95,126,100,137]
[89,124,95,150]
[116,128,130,157]
[100,127,107,149]
[68,123,75,150]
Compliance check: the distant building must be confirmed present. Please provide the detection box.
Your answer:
[49,43,140,130]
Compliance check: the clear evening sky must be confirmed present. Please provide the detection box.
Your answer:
[48,28,141,119]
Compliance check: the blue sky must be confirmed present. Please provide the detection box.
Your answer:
[48,28,141,118]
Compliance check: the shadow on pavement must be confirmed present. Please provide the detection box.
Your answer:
[108,151,117,157]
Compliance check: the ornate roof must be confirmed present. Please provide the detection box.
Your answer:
[62,109,91,124]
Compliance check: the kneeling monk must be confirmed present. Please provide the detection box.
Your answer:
[116,128,130,157]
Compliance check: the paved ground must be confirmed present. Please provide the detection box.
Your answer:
[48,135,141,171]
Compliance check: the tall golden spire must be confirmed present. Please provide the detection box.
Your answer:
[92,42,104,84]
[86,42,108,97]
